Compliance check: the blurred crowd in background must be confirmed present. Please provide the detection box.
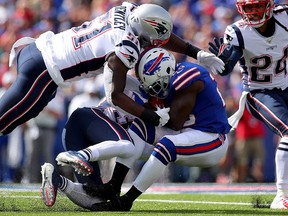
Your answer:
[0,0,286,184]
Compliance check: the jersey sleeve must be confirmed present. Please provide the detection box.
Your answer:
[171,63,203,93]
[115,32,140,69]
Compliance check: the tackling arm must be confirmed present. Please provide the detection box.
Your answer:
[208,37,243,76]
[163,33,200,59]
[163,33,225,74]
[221,46,243,76]
[106,53,164,126]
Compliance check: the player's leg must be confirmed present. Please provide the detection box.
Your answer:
[81,118,156,200]
[247,90,288,209]
[40,162,104,209]
[60,107,134,185]
[0,42,57,135]
[90,129,227,211]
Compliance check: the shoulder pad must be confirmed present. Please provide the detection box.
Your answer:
[115,33,140,69]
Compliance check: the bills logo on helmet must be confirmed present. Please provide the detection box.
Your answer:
[144,52,169,75]
[144,19,169,37]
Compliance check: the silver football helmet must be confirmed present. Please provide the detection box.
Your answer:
[128,4,173,48]
[137,48,176,99]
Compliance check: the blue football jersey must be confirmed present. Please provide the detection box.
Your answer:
[166,62,231,134]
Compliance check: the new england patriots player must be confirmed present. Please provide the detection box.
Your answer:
[66,47,231,211]
[208,0,288,210]
[40,53,178,209]
[40,81,156,208]
[0,2,224,136]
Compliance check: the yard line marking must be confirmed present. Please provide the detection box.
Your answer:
[2,195,40,198]
[2,195,253,206]
[137,199,252,206]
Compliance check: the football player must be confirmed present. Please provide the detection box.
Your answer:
[40,54,176,209]
[0,2,224,136]
[40,82,155,208]
[56,47,231,211]
[208,0,288,210]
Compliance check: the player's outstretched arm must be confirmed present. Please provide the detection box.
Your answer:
[164,33,224,74]
[208,37,243,76]
[105,53,169,126]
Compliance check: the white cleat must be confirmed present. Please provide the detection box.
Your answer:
[40,163,57,207]
[56,151,93,176]
[270,195,288,210]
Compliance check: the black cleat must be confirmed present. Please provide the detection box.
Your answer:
[83,181,120,200]
[90,195,133,211]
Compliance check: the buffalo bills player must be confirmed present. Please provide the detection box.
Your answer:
[40,52,176,209]
[1,2,224,136]
[208,0,288,209]
[40,81,156,208]
[55,48,231,211]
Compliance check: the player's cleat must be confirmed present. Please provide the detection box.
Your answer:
[40,163,58,207]
[56,151,93,176]
[90,195,133,211]
[83,181,120,200]
[270,195,288,209]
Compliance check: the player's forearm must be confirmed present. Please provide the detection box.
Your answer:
[111,92,161,126]
[219,46,242,76]
[164,33,201,59]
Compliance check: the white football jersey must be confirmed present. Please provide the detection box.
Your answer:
[35,2,140,87]
[224,5,288,91]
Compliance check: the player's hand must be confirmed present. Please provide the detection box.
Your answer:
[155,107,170,127]
[197,50,225,75]
[208,37,233,65]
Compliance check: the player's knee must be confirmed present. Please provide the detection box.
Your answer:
[152,137,177,165]
[117,140,135,158]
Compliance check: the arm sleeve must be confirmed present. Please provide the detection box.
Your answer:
[219,46,243,76]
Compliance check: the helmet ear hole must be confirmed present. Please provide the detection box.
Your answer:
[166,67,171,74]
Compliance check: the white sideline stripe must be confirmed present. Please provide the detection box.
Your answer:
[2,195,252,206]
[137,199,251,206]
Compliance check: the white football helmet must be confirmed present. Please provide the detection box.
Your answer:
[236,0,274,28]
[128,4,173,48]
[137,48,176,99]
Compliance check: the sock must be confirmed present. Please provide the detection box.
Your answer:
[133,155,167,192]
[276,137,288,197]
[62,179,105,209]
[110,162,130,192]
[78,149,92,161]
[124,185,142,203]
[52,169,67,191]
[78,140,134,162]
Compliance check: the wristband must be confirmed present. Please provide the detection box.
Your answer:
[140,108,160,126]
[185,43,201,59]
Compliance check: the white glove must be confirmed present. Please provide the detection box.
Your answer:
[155,107,170,127]
[197,50,225,75]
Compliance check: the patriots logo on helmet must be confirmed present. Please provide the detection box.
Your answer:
[143,52,169,75]
[120,51,136,64]
[144,19,168,37]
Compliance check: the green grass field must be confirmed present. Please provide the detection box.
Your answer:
[0,185,287,216]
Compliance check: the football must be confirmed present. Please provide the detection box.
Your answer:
[148,97,165,109]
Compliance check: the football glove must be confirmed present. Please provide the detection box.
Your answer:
[208,37,233,66]
[197,50,225,75]
[155,107,170,127]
